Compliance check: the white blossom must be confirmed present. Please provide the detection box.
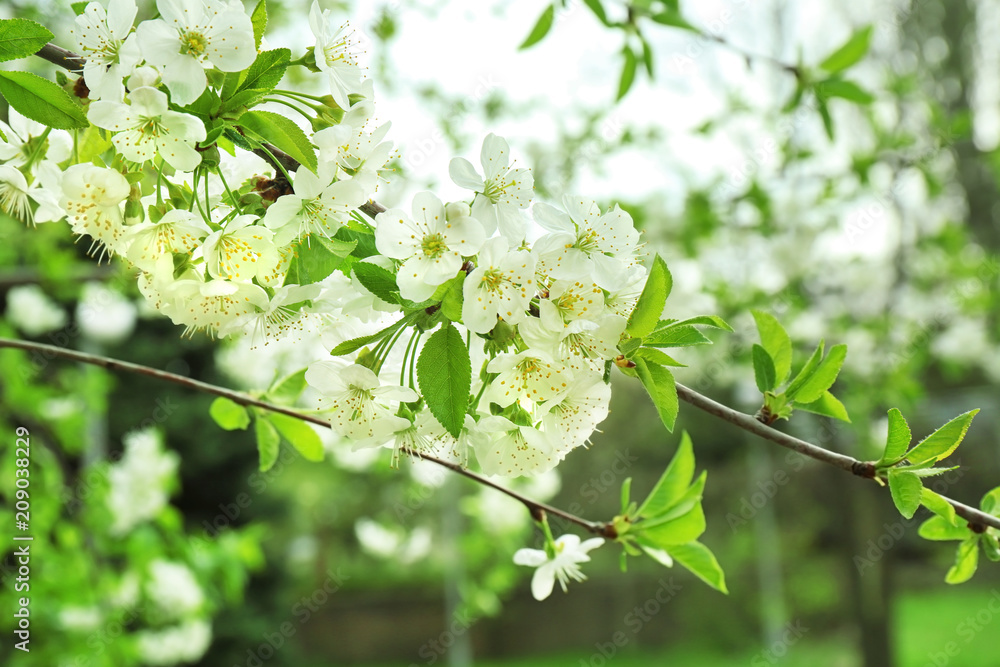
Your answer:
[262,169,365,247]
[462,237,536,334]
[513,534,605,600]
[473,416,558,477]
[308,1,366,110]
[60,164,131,260]
[450,133,533,242]
[70,0,141,101]
[305,362,417,441]
[5,285,67,337]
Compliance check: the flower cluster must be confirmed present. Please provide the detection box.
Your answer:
[5,0,649,483]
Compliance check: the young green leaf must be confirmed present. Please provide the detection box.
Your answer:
[251,0,268,50]
[919,488,958,525]
[417,323,472,438]
[751,311,792,385]
[751,344,777,393]
[669,541,728,593]
[0,71,88,130]
[352,262,401,304]
[905,409,979,465]
[636,540,674,568]
[221,48,290,114]
[267,368,308,406]
[643,325,712,348]
[0,18,53,63]
[815,78,874,104]
[620,477,632,514]
[794,391,850,422]
[210,397,250,430]
[519,4,555,50]
[649,10,698,32]
[888,470,922,519]
[617,46,638,101]
[785,339,824,398]
[637,432,695,518]
[817,96,835,140]
[268,412,324,462]
[876,408,911,466]
[634,347,686,367]
[981,486,1000,516]
[329,316,410,357]
[254,415,280,472]
[634,358,678,432]
[640,35,654,78]
[438,275,465,322]
[666,315,734,332]
[788,343,847,404]
[284,235,354,285]
[918,515,971,542]
[945,537,979,584]
[626,255,672,338]
[819,25,873,74]
[582,0,609,25]
[634,504,706,546]
[238,109,318,173]
[983,536,1000,563]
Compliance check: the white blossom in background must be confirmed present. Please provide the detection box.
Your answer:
[375,191,485,302]
[450,133,534,242]
[88,87,207,171]
[308,0,366,110]
[107,429,179,535]
[5,285,67,336]
[145,560,205,618]
[165,277,270,338]
[135,619,212,667]
[136,0,256,105]
[70,0,141,101]
[513,534,605,600]
[76,282,137,345]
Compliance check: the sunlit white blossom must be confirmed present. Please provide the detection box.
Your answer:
[70,0,141,101]
[61,164,131,260]
[473,416,558,477]
[202,216,278,283]
[262,169,365,246]
[308,1,366,110]
[462,237,536,334]
[513,534,605,600]
[450,133,533,242]
[305,362,417,441]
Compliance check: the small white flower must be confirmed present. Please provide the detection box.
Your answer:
[201,215,278,283]
[107,429,179,534]
[146,560,204,618]
[76,282,137,345]
[450,133,533,243]
[124,209,210,272]
[136,0,256,106]
[88,86,207,171]
[482,350,568,410]
[314,101,393,191]
[70,0,141,101]
[60,164,131,260]
[513,534,605,601]
[462,237,536,334]
[262,169,365,247]
[218,283,322,346]
[520,309,626,372]
[375,192,485,302]
[539,373,611,455]
[164,276,269,338]
[0,163,63,225]
[305,362,417,441]
[308,1,365,110]
[136,619,212,666]
[0,108,71,168]
[472,416,558,478]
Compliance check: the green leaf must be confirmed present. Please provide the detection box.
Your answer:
[620,477,632,514]
[617,46,638,101]
[785,340,824,398]
[283,235,355,285]
[751,344,777,393]
[267,368,307,406]
[0,19,53,63]
[665,315,734,332]
[619,337,642,357]
[905,409,979,465]
[920,488,958,527]
[981,486,1000,516]
[640,35,654,77]
[0,71,87,130]
[643,325,711,348]
[251,0,268,50]
[329,316,410,357]
[877,408,912,466]
[795,391,850,422]
[789,343,847,404]
[626,255,671,338]
[945,537,979,584]
[210,397,250,431]
[635,347,685,367]
[819,25,872,73]
[352,262,401,304]
[815,78,875,104]
[983,535,1000,563]
[519,4,555,50]
[221,48,290,114]
[636,540,674,568]
[582,0,609,25]
[888,470,922,519]
[649,10,698,32]
[417,323,472,438]
[254,415,280,472]
[635,358,678,432]
[637,432,695,518]
[635,504,705,545]
[817,96,834,140]
[237,109,317,173]
[918,515,970,542]
[439,275,465,322]
[669,541,728,593]
[751,310,792,385]
[268,412,324,462]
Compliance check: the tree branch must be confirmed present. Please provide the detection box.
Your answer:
[0,337,614,538]
[674,382,1000,532]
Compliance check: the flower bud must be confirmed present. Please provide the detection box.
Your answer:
[445,201,471,220]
